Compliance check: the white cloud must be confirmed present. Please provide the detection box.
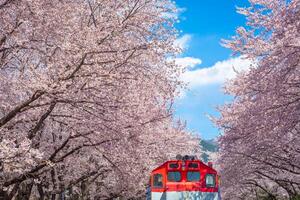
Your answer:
[174,57,202,69]
[180,56,254,88]
[174,34,192,50]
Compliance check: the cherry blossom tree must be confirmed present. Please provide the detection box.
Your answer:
[216,0,300,199]
[0,0,201,199]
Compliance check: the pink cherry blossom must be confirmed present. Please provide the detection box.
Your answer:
[0,0,201,199]
[216,0,300,199]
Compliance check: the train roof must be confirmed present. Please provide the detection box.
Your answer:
[151,159,217,173]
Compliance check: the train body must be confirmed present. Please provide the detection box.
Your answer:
[146,156,221,200]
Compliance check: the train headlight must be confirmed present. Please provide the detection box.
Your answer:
[181,162,186,170]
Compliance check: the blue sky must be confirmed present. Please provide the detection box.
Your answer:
[173,0,251,140]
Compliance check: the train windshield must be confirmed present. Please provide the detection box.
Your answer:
[153,174,163,188]
[187,171,200,182]
[167,171,181,182]
[206,174,216,187]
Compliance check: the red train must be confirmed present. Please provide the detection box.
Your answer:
[146,155,221,200]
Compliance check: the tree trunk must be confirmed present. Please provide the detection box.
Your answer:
[37,183,45,200]
[15,181,33,200]
[0,189,9,200]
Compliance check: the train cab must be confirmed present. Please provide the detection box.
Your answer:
[146,155,221,200]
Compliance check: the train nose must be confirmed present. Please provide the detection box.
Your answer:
[178,191,219,200]
[182,191,192,199]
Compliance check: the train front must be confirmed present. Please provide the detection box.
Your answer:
[146,155,221,200]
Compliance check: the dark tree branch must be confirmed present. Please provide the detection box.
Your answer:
[0,90,45,128]
[28,101,56,140]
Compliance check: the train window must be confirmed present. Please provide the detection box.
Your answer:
[167,171,181,182]
[206,174,216,188]
[169,163,179,169]
[153,174,163,188]
[188,163,199,168]
[187,171,200,182]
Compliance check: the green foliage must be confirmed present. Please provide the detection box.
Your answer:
[255,191,277,200]
[200,139,218,152]
[254,192,300,200]
[291,195,300,200]
[200,139,218,162]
